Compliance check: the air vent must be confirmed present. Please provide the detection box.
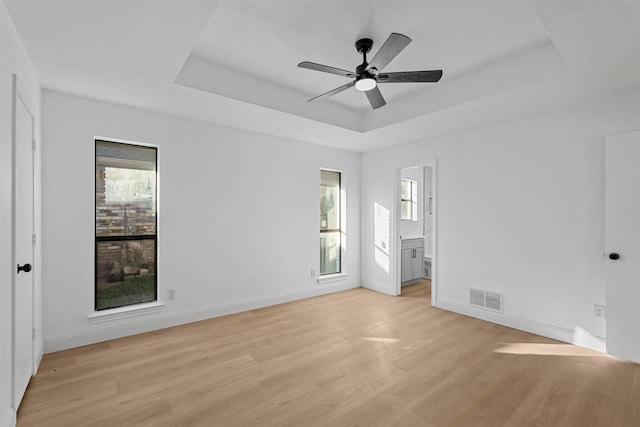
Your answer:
[470,288,485,307]
[470,288,503,313]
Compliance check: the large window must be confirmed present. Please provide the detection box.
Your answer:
[320,170,341,275]
[95,140,157,310]
[401,179,418,221]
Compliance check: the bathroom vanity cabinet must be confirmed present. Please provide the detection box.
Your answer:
[401,237,424,285]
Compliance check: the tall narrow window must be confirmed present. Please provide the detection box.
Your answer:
[95,140,157,310]
[320,170,341,275]
[401,179,418,221]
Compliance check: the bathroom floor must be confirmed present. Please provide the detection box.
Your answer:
[401,278,431,298]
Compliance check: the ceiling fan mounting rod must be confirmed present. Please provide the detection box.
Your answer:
[355,38,374,74]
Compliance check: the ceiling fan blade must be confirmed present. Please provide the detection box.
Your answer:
[378,70,443,83]
[308,81,356,102]
[367,33,411,72]
[298,61,355,78]
[365,86,386,109]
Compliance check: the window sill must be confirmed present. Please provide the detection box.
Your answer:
[88,301,164,324]
[317,273,348,285]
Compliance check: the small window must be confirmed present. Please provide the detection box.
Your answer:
[95,140,157,310]
[320,170,341,275]
[401,179,418,221]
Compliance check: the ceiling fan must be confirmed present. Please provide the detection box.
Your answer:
[298,33,443,109]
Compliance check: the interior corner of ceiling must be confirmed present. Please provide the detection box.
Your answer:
[173,53,193,86]
[171,0,221,83]
[525,1,570,69]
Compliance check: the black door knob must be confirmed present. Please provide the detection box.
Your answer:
[17,263,32,273]
[609,253,620,260]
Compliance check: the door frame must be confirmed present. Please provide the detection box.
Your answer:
[11,74,36,409]
[392,158,437,304]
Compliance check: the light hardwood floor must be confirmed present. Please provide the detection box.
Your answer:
[18,280,640,426]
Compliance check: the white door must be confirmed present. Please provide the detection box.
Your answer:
[13,78,35,407]
[605,130,640,363]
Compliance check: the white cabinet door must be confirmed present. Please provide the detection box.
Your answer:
[401,249,413,282]
[401,245,424,282]
[605,131,640,363]
[413,247,424,280]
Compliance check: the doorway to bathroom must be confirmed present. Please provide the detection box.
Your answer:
[393,160,436,304]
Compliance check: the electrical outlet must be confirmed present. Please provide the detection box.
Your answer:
[594,304,605,319]
[168,289,175,301]
[311,269,316,277]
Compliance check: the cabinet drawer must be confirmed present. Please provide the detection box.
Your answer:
[401,238,424,250]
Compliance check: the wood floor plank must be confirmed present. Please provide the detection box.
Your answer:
[17,280,640,426]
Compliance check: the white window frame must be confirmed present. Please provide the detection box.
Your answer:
[400,179,418,221]
[93,137,161,314]
[318,168,347,283]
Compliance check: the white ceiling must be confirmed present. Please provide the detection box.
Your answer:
[5,0,640,152]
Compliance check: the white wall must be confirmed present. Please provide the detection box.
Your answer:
[41,90,360,352]
[0,2,41,426]
[361,89,640,351]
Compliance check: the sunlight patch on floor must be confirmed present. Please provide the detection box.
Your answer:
[363,337,400,344]
[495,343,607,357]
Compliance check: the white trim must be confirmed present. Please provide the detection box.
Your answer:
[436,298,606,353]
[94,135,158,149]
[93,136,161,315]
[317,272,348,284]
[10,73,17,414]
[319,167,346,282]
[45,281,359,353]
[360,283,395,296]
[88,301,164,324]
[1,409,16,427]
[393,159,437,301]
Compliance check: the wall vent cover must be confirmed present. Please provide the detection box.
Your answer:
[470,288,503,313]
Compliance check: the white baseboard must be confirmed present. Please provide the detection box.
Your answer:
[436,298,606,353]
[360,283,395,295]
[34,340,44,374]
[44,282,359,353]
[1,409,16,427]
[44,286,607,355]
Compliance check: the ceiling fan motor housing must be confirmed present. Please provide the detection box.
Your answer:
[355,37,373,54]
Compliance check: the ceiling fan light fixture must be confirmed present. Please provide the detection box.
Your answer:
[355,76,377,92]
[299,33,442,109]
